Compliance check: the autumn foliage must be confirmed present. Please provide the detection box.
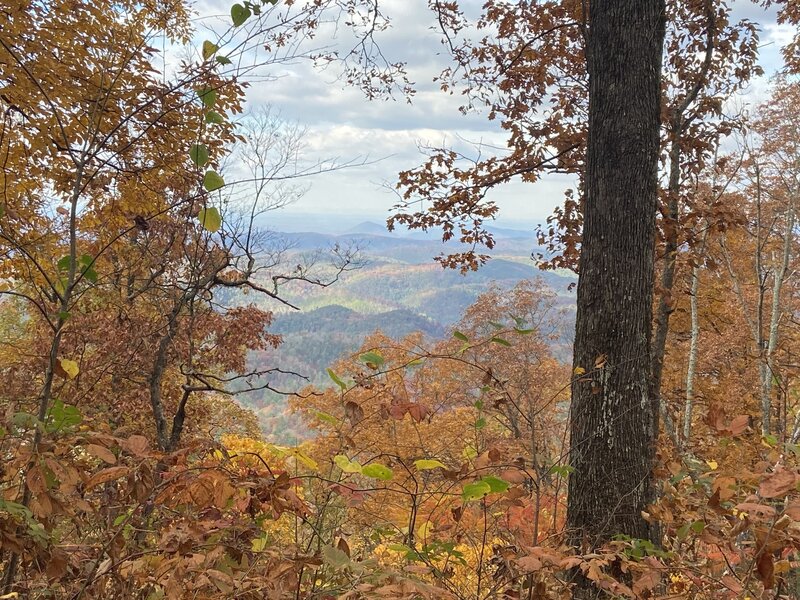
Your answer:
[2,0,800,598]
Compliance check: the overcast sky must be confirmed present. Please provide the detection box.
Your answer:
[193,1,793,231]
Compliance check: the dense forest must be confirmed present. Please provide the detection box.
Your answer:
[2,0,800,599]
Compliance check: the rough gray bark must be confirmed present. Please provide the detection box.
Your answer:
[567,1,665,596]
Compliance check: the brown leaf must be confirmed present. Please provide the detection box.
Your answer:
[407,403,428,423]
[121,435,150,457]
[708,487,721,510]
[516,554,542,572]
[86,444,117,464]
[344,401,364,425]
[712,476,737,501]
[728,414,750,436]
[337,537,351,558]
[388,403,407,420]
[756,552,774,589]
[759,468,798,499]
[735,502,776,518]
[46,549,68,580]
[632,567,661,595]
[784,500,800,520]
[85,466,129,491]
[720,574,743,594]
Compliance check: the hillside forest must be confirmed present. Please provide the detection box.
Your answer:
[2,1,800,599]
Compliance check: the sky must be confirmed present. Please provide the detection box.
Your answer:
[192,1,793,232]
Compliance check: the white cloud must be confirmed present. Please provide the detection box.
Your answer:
[188,0,785,224]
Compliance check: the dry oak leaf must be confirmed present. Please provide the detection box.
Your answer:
[121,434,150,456]
[759,468,798,499]
[85,444,116,464]
[84,466,129,491]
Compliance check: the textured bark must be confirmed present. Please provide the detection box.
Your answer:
[567,1,665,595]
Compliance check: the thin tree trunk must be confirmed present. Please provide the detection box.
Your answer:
[650,0,714,450]
[683,256,703,444]
[567,1,665,598]
[761,201,795,435]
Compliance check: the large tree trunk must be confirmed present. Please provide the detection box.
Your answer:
[567,1,665,595]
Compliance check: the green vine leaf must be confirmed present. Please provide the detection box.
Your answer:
[231,3,251,27]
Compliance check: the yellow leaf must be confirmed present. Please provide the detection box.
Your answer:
[57,358,79,380]
[416,521,433,541]
[289,448,318,471]
[573,367,586,376]
[414,459,447,470]
[706,460,718,471]
[197,206,221,232]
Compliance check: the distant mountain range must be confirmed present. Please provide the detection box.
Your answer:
[236,222,576,441]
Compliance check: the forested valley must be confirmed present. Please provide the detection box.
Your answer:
[2,0,800,598]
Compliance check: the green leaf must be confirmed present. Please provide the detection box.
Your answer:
[689,520,705,534]
[359,351,385,369]
[251,535,268,552]
[406,357,425,367]
[197,87,217,108]
[326,368,347,390]
[322,545,350,570]
[215,55,232,66]
[362,463,393,480]
[461,481,491,502]
[231,3,251,26]
[12,412,38,429]
[201,40,219,60]
[514,328,535,335]
[205,110,225,125]
[474,417,486,429]
[333,455,362,474]
[81,267,97,284]
[414,459,446,471]
[46,399,82,432]
[190,144,210,167]
[314,411,339,426]
[197,206,222,232]
[453,330,468,342]
[548,464,575,478]
[480,475,509,494]
[202,170,225,192]
[462,445,477,459]
[57,255,71,272]
[488,321,504,330]
[490,336,511,347]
